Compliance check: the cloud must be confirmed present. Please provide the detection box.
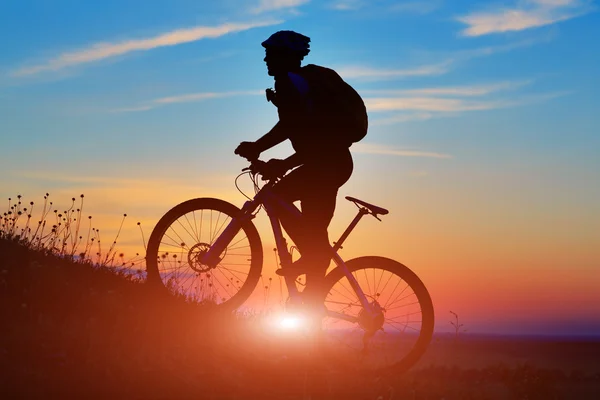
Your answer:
[12,20,282,76]
[329,0,442,13]
[457,0,595,36]
[336,61,452,81]
[251,0,310,13]
[361,80,533,97]
[366,91,569,113]
[370,112,440,125]
[111,90,264,113]
[335,36,546,83]
[153,90,264,104]
[365,97,510,112]
[353,143,452,159]
[329,0,364,10]
[363,81,569,125]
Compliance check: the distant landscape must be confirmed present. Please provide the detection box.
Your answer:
[1,233,599,399]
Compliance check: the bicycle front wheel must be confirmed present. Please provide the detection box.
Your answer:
[318,256,434,374]
[146,198,263,310]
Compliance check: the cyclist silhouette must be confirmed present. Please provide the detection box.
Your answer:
[235,30,358,308]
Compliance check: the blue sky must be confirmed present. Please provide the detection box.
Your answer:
[1,0,599,334]
[2,0,598,174]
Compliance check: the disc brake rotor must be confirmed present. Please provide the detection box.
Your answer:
[188,242,225,273]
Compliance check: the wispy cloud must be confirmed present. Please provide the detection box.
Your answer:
[335,36,547,83]
[361,80,533,97]
[457,0,595,37]
[329,0,364,10]
[112,90,264,113]
[370,112,446,126]
[363,81,569,125]
[251,0,310,14]
[365,97,509,112]
[329,0,442,13]
[370,112,438,125]
[353,143,452,159]
[336,61,452,81]
[12,20,282,76]
[366,91,568,113]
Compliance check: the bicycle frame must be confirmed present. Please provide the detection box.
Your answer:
[201,177,378,319]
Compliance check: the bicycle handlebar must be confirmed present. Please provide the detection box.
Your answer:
[241,159,286,183]
[241,159,266,174]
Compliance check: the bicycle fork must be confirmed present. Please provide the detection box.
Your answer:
[199,201,257,267]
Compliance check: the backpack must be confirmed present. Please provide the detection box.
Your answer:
[298,64,368,146]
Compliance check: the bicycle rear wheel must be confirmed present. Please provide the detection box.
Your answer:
[317,256,434,374]
[146,198,263,311]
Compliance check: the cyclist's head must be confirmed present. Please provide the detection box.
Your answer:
[262,30,310,76]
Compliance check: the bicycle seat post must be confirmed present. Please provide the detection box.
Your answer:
[332,207,370,252]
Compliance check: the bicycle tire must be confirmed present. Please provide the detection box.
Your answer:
[146,198,263,311]
[318,256,434,374]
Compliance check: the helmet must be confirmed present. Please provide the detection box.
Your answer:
[261,30,311,59]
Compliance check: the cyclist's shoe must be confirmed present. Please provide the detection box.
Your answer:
[276,257,309,277]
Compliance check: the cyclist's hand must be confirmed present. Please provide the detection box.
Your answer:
[261,159,289,181]
[234,141,261,161]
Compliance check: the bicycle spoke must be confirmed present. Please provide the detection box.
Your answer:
[385,320,421,333]
[199,209,203,243]
[175,218,196,245]
[386,311,423,322]
[328,285,360,305]
[385,300,421,311]
[212,215,231,246]
[374,268,385,296]
[228,235,249,249]
[183,213,199,242]
[361,268,372,296]
[209,211,213,243]
[210,269,236,299]
[377,271,396,301]
[227,245,251,251]
[192,210,199,241]
[336,275,360,301]
[385,289,414,310]
[166,226,190,250]
[383,279,408,310]
[217,265,249,281]
[325,298,361,308]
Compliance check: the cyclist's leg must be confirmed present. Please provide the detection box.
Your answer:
[270,167,307,249]
[271,165,338,272]
[297,188,337,308]
[291,152,354,305]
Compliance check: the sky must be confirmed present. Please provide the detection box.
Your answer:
[1,0,599,336]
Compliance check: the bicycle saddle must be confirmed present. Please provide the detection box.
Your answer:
[345,196,389,216]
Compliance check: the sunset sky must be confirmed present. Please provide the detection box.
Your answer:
[1,0,599,336]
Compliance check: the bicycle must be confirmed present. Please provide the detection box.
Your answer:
[145,159,435,374]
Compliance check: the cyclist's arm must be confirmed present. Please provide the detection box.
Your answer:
[256,73,308,156]
[282,152,304,170]
[255,121,289,153]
